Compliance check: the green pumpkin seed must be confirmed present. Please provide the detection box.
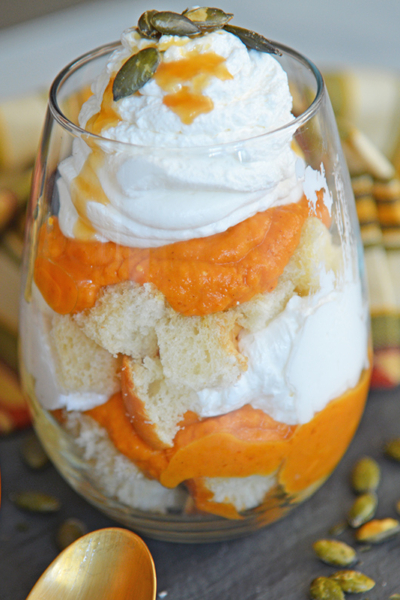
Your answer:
[328,521,348,536]
[223,24,282,55]
[151,11,200,36]
[310,577,345,600]
[351,456,380,493]
[389,595,400,599]
[347,492,378,528]
[359,543,372,552]
[330,570,375,593]
[355,518,400,544]
[313,539,357,567]
[384,438,400,462]
[182,7,233,31]
[10,491,61,513]
[137,10,160,39]
[20,432,49,470]
[56,518,87,551]
[113,48,161,101]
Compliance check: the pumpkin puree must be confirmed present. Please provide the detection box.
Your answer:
[87,364,371,517]
[34,193,331,317]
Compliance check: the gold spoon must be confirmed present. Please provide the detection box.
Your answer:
[26,527,157,600]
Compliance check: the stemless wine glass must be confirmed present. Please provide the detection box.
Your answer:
[19,40,371,543]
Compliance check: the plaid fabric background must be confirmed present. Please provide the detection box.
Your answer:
[1,70,399,433]
[325,70,400,387]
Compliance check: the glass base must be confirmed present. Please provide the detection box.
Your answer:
[22,373,319,542]
[22,364,369,543]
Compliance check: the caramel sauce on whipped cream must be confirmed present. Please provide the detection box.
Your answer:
[70,50,232,239]
[155,51,233,124]
[70,80,120,240]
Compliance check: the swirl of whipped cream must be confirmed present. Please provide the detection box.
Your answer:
[58,28,304,247]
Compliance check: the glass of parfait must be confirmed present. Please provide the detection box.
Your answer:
[20,9,371,542]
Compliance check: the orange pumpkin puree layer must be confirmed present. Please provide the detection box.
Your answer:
[34,195,322,317]
[187,362,371,519]
[87,364,371,507]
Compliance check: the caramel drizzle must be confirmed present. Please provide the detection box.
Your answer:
[155,51,233,124]
[85,79,121,135]
[71,80,121,240]
[70,150,109,240]
[71,51,232,239]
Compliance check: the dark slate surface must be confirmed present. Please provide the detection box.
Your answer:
[1,387,400,600]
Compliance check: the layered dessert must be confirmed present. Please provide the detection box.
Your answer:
[21,8,370,520]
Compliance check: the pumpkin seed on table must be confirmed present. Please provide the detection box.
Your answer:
[351,456,380,493]
[56,518,87,551]
[384,439,400,462]
[223,24,282,55]
[355,518,400,544]
[389,595,400,599]
[330,570,376,593]
[20,432,49,470]
[310,577,344,600]
[347,492,378,528]
[328,521,348,536]
[150,11,200,36]
[137,10,160,39]
[113,48,161,101]
[182,7,233,31]
[10,490,61,513]
[313,539,357,567]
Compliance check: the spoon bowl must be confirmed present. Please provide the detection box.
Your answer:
[26,527,156,600]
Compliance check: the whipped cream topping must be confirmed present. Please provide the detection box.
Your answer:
[57,28,307,248]
[80,29,294,146]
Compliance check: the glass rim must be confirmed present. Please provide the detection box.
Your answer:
[49,39,325,151]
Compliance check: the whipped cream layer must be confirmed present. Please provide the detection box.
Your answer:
[58,28,305,248]
[197,271,369,424]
